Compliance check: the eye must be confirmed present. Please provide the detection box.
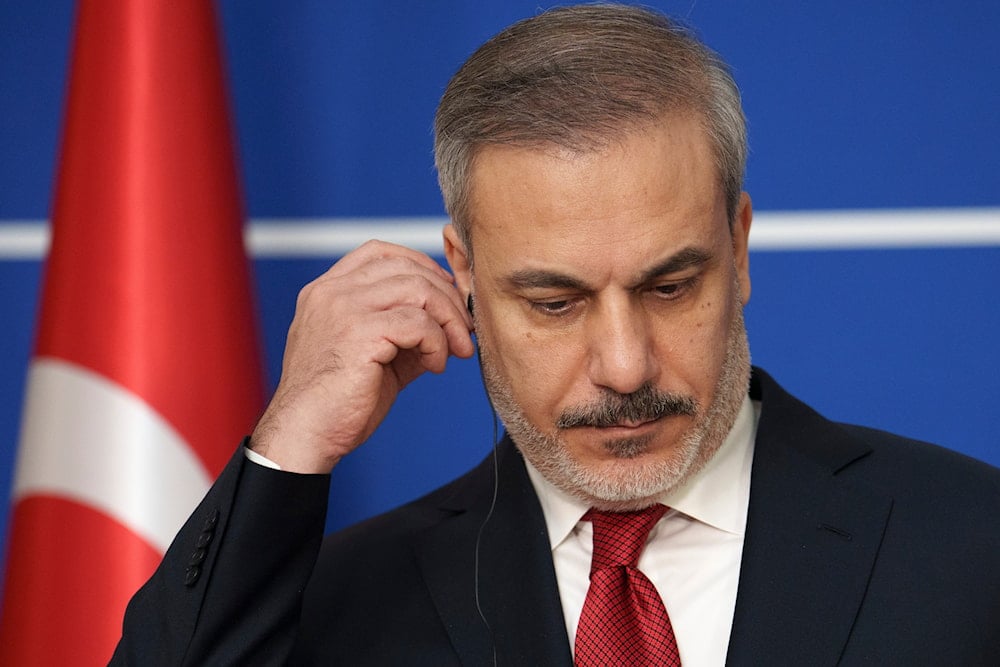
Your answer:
[652,277,696,300]
[530,298,573,316]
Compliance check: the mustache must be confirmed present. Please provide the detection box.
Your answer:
[556,384,698,429]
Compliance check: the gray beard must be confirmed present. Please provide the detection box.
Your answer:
[477,296,751,512]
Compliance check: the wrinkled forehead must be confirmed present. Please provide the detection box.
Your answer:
[463,113,724,242]
[465,115,723,242]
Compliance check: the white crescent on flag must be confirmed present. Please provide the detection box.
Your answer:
[14,358,212,554]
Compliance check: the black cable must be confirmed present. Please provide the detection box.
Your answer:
[472,409,500,667]
[470,303,500,667]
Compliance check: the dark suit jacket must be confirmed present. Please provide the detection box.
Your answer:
[112,369,1000,665]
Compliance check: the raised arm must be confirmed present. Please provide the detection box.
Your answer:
[111,240,474,665]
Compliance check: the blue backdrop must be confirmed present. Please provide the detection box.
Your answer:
[1,1,998,572]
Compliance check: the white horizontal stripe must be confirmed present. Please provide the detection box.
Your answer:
[13,359,212,554]
[247,217,447,256]
[0,208,998,258]
[748,208,1000,249]
[0,222,50,258]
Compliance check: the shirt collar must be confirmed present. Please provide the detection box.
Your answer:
[525,395,759,551]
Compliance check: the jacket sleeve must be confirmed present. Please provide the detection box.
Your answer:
[109,442,331,666]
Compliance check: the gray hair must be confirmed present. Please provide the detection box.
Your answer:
[434,3,747,253]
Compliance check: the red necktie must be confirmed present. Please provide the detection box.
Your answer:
[574,504,681,666]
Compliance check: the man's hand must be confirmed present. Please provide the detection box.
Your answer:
[249,240,475,474]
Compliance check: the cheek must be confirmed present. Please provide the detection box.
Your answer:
[691,299,731,352]
[660,297,734,395]
[490,324,584,413]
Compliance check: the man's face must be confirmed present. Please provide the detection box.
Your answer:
[444,114,753,511]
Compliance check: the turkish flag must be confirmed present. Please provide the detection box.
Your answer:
[0,1,264,664]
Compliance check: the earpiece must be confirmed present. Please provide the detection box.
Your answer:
[467,293,474,316]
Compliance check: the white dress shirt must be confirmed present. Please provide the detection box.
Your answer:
[244,445,281,469]
[524,396,759,667]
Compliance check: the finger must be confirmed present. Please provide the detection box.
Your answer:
[293,261,473,339]
[326,240,454,284]
[318,253,472,331]
[370,307,454,374]
[351,272,473,334]
[348,274,474,359]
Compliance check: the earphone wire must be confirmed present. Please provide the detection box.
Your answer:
[472,345,500,667]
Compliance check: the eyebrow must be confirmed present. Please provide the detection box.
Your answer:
[635,247,713,285]
[502,246,714,292]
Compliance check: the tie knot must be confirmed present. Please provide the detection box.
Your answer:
[584,504,668,571]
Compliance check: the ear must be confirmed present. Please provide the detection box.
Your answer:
[732,192,753,305]
[442,224,473,297]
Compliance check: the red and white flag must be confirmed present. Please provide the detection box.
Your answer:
[0,1,265,663]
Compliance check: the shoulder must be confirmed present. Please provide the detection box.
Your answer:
[312,440,509,579]
[744,370,1000,666]
[840,422,999,483]
[319,470,478,563]
[752,366,1000,523]
[835,422,1000,516]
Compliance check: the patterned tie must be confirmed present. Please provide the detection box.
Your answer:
[574,504,681,667]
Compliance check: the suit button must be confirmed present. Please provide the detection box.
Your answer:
[202,510,219,532]
[184,566,201,587]
[189,547,207,566]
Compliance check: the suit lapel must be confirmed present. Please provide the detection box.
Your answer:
[414,439,573,667]
[726,370,893,666]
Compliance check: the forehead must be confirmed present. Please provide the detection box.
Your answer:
[466,115,728,277]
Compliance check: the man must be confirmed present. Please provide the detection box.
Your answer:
[113,4,1000,665]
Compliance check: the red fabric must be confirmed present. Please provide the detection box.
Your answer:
[0,1,263,664]
[0,498,162,665]
[575,504,681,667]
[36,0,263,477]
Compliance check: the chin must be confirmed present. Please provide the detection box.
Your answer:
[538,432,708,511]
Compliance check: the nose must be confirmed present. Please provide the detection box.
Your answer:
[586,298,659,395]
